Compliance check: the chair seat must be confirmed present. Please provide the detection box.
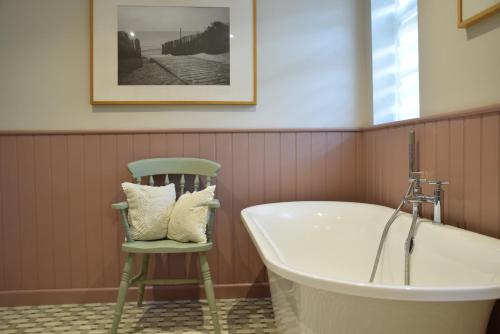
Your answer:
[122,239,213,254]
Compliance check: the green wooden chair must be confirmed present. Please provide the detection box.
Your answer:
[110,157,222,334]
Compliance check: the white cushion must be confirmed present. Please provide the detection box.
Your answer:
[121,182,176,241]
[167,185,216,243]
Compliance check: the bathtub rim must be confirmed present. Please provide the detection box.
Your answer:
[241,201,500,302]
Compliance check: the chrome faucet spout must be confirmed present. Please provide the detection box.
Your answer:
[369,130,449,285]
[413,195,434,203]
[427,180,448,225]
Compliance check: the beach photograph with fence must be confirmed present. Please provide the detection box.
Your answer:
[118,6,230,86]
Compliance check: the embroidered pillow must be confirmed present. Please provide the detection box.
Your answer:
[121,182,176,241]
[167,185,216,243]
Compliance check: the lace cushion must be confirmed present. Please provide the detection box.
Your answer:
[167,185,216,243]
[121,182,176,241]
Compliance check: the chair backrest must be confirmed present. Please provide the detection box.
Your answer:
[128,157,221,195]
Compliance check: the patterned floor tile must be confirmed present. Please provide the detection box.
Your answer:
[0,298,277,334]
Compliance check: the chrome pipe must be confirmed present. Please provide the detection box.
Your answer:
[369,182,413,283]
[404,203,420,285]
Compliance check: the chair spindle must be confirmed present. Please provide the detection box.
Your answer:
[135,177,141,184]
[148,175,154,186]
[206,176,212,187]
[180,174,186,194]
[194,175,200,191]
[164,174,170,185]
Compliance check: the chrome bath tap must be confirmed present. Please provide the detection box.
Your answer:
[369,131,448,285]
[403,173,447,284]
[408,172,448,225]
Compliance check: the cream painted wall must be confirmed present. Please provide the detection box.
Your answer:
[419,0,500,117]
[0,0,371,130]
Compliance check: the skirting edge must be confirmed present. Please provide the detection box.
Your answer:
[0,282,270,307]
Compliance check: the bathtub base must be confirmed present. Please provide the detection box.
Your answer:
[269,270,494,334]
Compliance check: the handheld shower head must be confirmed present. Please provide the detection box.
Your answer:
[409,130,416,177]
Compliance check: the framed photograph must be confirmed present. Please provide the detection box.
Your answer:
[90,0,256,105]
[457,0,500,28]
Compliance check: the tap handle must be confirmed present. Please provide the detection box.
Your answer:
[427,180,449,186]
[411,178,427,183]
[408,198,423,204]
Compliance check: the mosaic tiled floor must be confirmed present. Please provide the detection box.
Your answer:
[0,298,277,334]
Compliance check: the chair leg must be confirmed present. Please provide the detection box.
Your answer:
[199,252,221,334]
[111,253,134,334]
[137,253,150,307]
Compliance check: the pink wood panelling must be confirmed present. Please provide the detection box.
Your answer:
[17,136,38,290]
[341,132,357,201]
[375,129,384,203]
[355,132,366,202]
[376,130,385,204]
[0,130,359,302]
[100,135,119,287]
[215,133,233,284]
[481,114,499,238]
[233,134,250,283]
[363,131,374,203]
[326,133,342,200]
[84,135,104,288]
[464,118,482,233]
[34,136,55,289]
[280,133,296,202]
[0,138,3,290]
[67,136,87,288]
[296,133,312,201]
[264,133,281,203]
[1,137,21,291]
[0,116,498,320]
[449,120,465,228]
[310,133,327,200]
[51,136,72,289]
[363,112,500,239]
[380,130,390,205]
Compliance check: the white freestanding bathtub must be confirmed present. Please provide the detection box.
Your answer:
[241,202,500,334]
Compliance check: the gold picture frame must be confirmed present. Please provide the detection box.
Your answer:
[457,0,500,28]
[90,0,257,105]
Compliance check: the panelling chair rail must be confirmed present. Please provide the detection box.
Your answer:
[110,157,222,334]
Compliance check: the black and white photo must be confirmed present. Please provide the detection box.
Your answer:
[91,0,255,104]
[117,6,230,86]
